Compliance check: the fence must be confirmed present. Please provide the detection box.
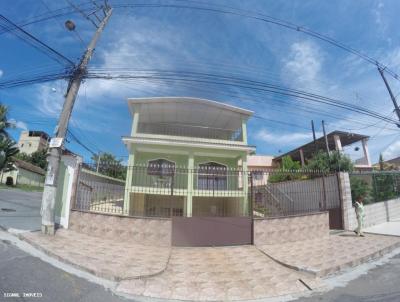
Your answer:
[72,163,341,221]
[349,171,400,204]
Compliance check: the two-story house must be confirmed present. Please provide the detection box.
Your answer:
[122,97,255,218]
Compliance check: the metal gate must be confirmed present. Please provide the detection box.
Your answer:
[171,216,252,247]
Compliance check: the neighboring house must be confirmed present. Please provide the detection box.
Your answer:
[273,131,372,170]
[18,130,50,155]
[239,155,274,186]
[122,97,255,217]
[0,159,45,187]
[373,156,400,170]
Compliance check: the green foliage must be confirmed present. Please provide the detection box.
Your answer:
[91,152,126,180]
[15,149,48,170]
[306,150,353,172]
[372,174,399,202]
[0,136,19,172]
[269,155,303,183]
[0,104,15,139]
[350,176,372,205]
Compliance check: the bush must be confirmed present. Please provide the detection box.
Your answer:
[350,176,372,204]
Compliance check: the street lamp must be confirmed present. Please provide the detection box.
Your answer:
[65,20,76,31]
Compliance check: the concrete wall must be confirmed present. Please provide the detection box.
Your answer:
[68,211,171,246]
[339,172,400,230]
[347,198,400,230]
[0,167,44,187]
[254,212,329,245]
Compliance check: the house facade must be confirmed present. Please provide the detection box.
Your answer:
[122,97,255,218]
[18,130,50,155]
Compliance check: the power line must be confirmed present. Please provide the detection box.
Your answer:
[0,14,75,67]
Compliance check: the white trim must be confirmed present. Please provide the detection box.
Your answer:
[136,146,189,155]
[123,136,255,153]
[127,97,254,116]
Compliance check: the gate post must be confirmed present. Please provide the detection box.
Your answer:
[337,172,353,230]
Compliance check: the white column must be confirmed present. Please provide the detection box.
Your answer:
[333,134,343,152]
[186,153,194,217]
[242,154,249,215]
[124,149,135,215]
[362,138,372,167]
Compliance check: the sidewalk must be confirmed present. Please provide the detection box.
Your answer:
[18,228,400,301]
[257,232,400,277]
[364,219,400,236]
[21,229,171,281]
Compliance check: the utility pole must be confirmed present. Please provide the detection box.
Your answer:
[311,120,317,153]
[377,66,400,125]
[322,120,330,155]
[41,7,113,235]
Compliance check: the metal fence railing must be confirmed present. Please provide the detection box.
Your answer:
[350,171,400,204]
[72,163,341,219]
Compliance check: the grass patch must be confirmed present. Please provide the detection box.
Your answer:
[0,183,44,192]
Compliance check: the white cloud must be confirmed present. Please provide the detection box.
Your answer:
[35,82,65,117]
[382,140,400,160]
[282,41,323,91]
[8,118,28,131]
[0,69,3,77]
[255,128,322,145]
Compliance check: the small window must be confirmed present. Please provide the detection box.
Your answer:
[147,159,175,177]
[252,171,264,181]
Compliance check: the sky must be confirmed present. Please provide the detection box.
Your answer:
[1,0,400,164]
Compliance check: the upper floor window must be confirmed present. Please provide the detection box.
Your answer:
[147,159,175,177]
[198,162,227,190]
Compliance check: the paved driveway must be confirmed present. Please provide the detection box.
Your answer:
[0,189,42,231]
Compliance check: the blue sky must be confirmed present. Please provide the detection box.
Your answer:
[2,0,400,163]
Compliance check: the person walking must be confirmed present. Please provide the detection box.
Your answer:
[354,197,366,237]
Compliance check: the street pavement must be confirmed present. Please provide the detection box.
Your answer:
[0,189,42,231]
[0,237,128,302]
[294,252,400,302]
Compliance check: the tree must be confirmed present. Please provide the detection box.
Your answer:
[91,152,126,180]
[269,155,303,183]
[306,150,353,173]
[0,104,18,174]
[379,153,384,171]
[14,149,48,170]
[0,136,19,172]
[350,176,372,204]
[0,104,14,139]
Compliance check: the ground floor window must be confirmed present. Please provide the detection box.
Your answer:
[197,162,227,190]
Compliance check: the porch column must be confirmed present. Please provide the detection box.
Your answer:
[124,149,135,215]
[186,153,194,217]
[241,154,249,216]
[333,134,343,152]
[241,119,248,144]
[361,138,371,166]
[299,148,305,167]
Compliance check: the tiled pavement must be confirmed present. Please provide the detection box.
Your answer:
[257,232,400,277]
[117,246,320,301]
[21,229,170,281]
[19,229,400,301]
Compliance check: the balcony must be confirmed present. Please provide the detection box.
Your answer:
[136,122,243,142]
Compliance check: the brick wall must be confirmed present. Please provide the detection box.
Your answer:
[254,212,329,245]
[68,211,171,246]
